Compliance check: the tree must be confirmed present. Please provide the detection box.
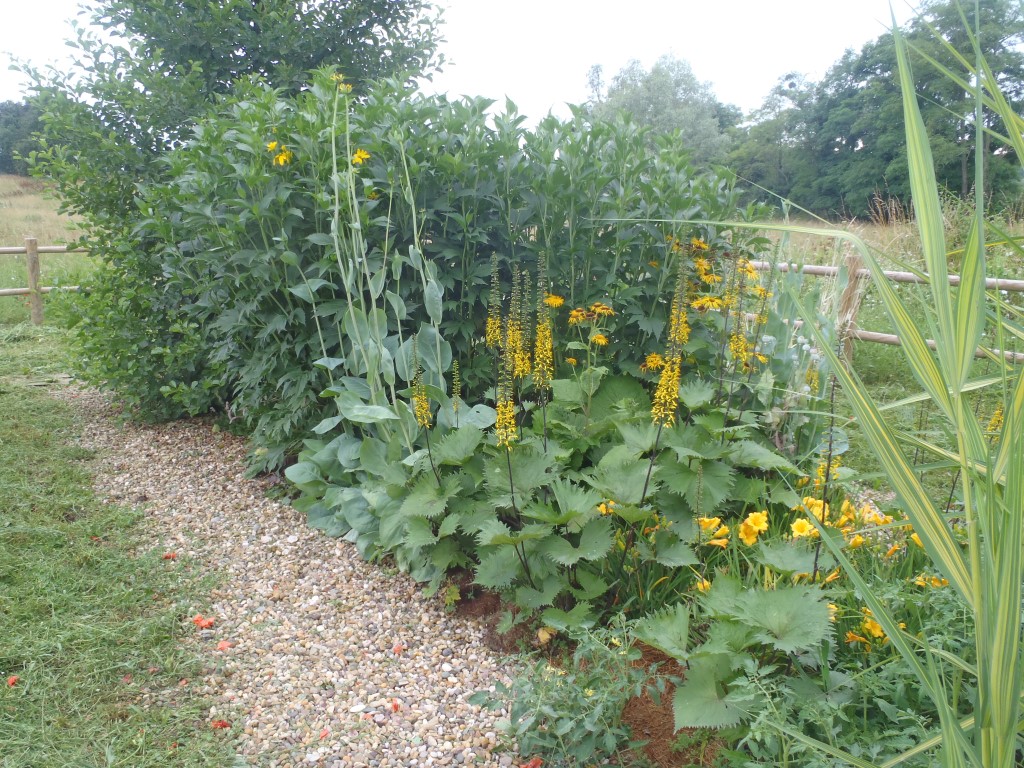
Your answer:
[588,55,737,165]
[23,0,442,227]
[0,101,40,175]
[728,0,1024,218]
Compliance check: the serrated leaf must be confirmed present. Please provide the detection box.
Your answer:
[475,547,521,589]
[754,541,835,575]
[569,568,610,601]
[540,518,614,566]
[588,456,654,503]
[434,426,484,466]
[399,473,454,519]
[548,477,603,521]
[735,586,833,654]
[516,575,564,609]
[672,657,748,730]
[726,440,798,473]
[679,379,716,410]
[660,459,734,515]
[653,537,698,567]
[403,516,438,549]
[541,603,595,631]
[591,374,650,415]
[634,603,691,661]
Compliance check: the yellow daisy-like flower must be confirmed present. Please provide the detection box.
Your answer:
[565,356,578,366]
[543,294,565,308]
[591,333,609,346]
[266,140,279,152]
[640,352,665,372]
[690,237,709,251]
[791,518,817,539]
[590,301,615,317]
[690,295,723,312]
[352,148,371,165]
[746,510,769,533]
[273,147,294,166]
[567,308,587,325]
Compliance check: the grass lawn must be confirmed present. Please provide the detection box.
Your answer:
[0,325,238,768]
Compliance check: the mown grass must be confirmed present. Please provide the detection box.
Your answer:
[0,174,94,326]
[0,325,239,768]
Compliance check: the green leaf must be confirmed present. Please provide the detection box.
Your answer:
[735,586,832,654]
[541,603,595,631]
[339,402,399,423]
[399,473,456,519]
[403,516,438,549]
[634,603,690,661]
[475,547,521,589]
[660,459,734,515]
[653,537,698,567]
[515,575,564,609]
[679,379,715,410]
[672,656,749,730]
[539,518,614,566]
[434,426,484,466]
[549,477,603,521]
[284,461,325,494]
[726,440,797,473]
[424,278,443,323]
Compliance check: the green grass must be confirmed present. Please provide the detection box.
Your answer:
[0,325,239,768]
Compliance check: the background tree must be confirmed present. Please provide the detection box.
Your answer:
[0,101,40,175]
[587,55,737,165]
[727,0,1024,218]
[23,0,442,227]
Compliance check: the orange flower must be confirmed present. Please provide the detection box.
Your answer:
[215,640,233,651]
[211,719,231,730]
[6,675,19,687]
[162,552,178,560]
[192,615,215,630]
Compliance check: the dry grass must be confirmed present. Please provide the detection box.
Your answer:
[0,175,94,324]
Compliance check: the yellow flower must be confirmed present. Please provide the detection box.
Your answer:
[568,308,588,325]
[640,352,666,372]
[791,518,817,539]
[849,534,866,549]
[598,500,617,516]
[987,404,1004,434]
[273,147,294,166]
[707,537,729,549]
[828,603,838,622]
[712,525,730,539]
[697,516,722,532]
[729,330,750,364]
[738,520,760,546]
[910,532,923,548]
[352,148,371,165]
[823,567,841,584]
[565,356,578,366]
[495,397,516,449]
[648,260,660,268]
[690,237,709,251]
[543,294,565,308]
[584,688,595,697]
[413,380,431,429]
[746,511,769,533]
[651,355,681,426]
[861,609,885,640]
[931,575,949,588]
[884,543,901,558]
[845,630,870,649]
[266,140,279,152]
[690,295,723,312]
[590,301,615,317]
[695,578,712,593]
[591,333,609,346]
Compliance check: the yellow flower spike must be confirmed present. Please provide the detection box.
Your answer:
[494,397,516,449]
[651,355,681,426]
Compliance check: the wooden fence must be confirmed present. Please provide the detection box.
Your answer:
[0,237,83,325]
[1,238,1022,362]
[751,254,1024,364]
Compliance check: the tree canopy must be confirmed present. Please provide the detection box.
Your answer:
[0,101,40,175]
[23,0,442,229]
[727,0,1024,217]
[587,55,739,165]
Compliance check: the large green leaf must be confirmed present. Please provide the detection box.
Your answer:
[660,459,734,515]
[539,518,614,566]
[634,603,690,661]
[734,586,832,654]
[672,656,750,730]
[433,426,484,466]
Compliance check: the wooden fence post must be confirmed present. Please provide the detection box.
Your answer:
[837,250,865,366]
[25,237,43,326]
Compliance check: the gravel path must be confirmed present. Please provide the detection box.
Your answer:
[58,388,517,768]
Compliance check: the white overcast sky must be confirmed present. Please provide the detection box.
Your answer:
[2,0,918,118]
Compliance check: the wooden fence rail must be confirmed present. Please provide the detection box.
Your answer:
[2,239,1021,363]
[752,254,1024,364]
[0,237,84,325]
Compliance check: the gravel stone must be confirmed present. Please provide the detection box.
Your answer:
[57,388,517,767]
